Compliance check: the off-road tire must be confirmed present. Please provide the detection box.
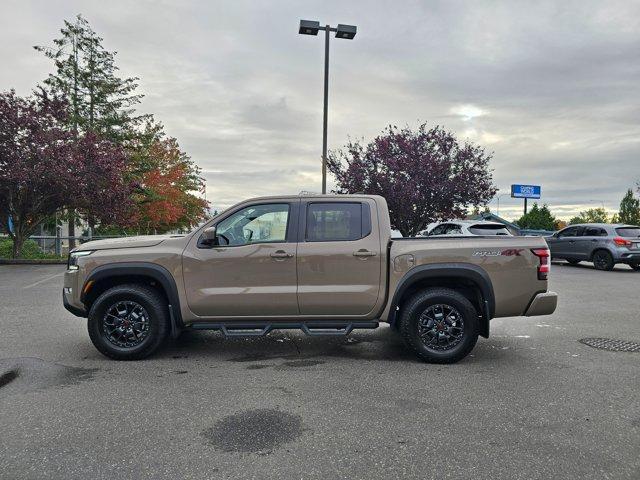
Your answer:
[399,288,479,364]
[592,250,614,271]
[88,284,169,360]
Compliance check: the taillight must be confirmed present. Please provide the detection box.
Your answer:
[613,237,632,247]
[531,248,550,280]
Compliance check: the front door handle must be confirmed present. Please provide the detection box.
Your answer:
[353,249,377,257]
[271,250,294,259]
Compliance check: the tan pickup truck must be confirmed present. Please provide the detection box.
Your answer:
[63,194,557,363]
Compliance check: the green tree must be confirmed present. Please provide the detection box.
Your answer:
[569,207,609,225]
[617,189,640,225]
[515,203,556,230]
[35,14,145,141]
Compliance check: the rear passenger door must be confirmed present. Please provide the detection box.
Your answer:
[296,199,382,316]
[578,226,608,259]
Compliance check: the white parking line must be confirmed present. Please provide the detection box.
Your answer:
[23,272,65,289]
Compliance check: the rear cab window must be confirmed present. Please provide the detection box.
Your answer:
[305,202,371,242]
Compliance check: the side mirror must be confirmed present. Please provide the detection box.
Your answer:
[201,226,217,245]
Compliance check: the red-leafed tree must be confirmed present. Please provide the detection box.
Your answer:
[0,90,131,257]
[328,123,497,236]
[125,121,208,234]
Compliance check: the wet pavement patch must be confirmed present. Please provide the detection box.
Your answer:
[245,364,271,370]
[203,408,303,453]
[0,369,18,388]
[0,357,96,395]
[279,359,325,368]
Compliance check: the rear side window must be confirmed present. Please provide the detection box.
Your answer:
[616,227,640,237]
[469,224,511,236]
[583,227,607,237]
[306,202,370,242]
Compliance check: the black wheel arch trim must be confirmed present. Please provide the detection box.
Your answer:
[81,262,184,331]
[388,262,495,337]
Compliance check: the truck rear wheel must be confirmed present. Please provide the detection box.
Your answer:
[399,288,479,364]
[88,284,169,360]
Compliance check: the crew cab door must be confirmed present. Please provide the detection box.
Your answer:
[182,201,299,317]
[296,199,382,316]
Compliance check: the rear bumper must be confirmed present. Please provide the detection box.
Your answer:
[525,291,558,317]
[618,252,640,264]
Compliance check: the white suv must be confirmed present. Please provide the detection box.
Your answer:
[421,220,513,237]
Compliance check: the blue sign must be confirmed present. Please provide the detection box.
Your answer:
[511,184,541,199]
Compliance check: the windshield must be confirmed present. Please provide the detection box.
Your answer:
[615,227,640,237]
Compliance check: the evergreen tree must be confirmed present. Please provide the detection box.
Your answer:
[617,189,640,225]
[34,14,146,142]
[515,203,556,230]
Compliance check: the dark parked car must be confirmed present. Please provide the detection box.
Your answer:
[546,224,640,271]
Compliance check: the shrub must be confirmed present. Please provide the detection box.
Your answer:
[0,238,64,259]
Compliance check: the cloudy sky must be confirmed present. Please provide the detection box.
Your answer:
[1,0,638,219]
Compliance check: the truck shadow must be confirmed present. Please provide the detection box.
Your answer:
[158,326,517,365]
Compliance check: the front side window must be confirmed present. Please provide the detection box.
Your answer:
[558,227,580,238]
[306,202,368,242]
[445,224,462,235]
[429,224,448,236]
[216,203,289,246]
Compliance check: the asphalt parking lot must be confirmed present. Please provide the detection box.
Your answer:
[0,262,638,480]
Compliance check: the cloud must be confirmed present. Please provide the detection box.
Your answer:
[1,0,638,219]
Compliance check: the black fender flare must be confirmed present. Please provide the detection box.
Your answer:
[388,263,495,337]
[81,262,184,332]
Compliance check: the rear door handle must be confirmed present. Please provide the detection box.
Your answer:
[270,250,294,259]
[353,249,377,257]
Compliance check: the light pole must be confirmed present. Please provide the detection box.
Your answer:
[299,20,357,194]
[493,192,510,216]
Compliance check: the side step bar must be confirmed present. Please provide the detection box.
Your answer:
[189,321,379,337]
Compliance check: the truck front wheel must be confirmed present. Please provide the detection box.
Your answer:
[87,284,170,360]
[399,288,479,364]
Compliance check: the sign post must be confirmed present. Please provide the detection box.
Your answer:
[511,184,541,215]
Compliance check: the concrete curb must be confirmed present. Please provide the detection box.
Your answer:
[0,259,67,265]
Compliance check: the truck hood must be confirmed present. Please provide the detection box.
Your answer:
[73,235,183,252]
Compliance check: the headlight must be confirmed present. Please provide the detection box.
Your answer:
[67,250,94,270]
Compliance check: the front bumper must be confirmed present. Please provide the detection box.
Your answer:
[63,269,87,317]
[63,288,87,317]
[525,291,558,317]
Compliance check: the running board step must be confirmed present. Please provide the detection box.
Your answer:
[189,321,379,337]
